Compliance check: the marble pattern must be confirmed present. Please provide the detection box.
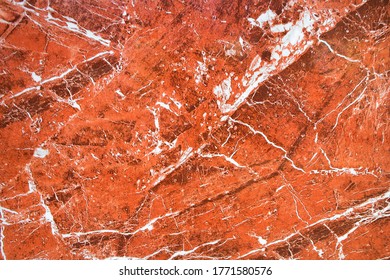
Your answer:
[0,0,389,259]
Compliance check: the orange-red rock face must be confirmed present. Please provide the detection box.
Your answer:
[0,0,389,260]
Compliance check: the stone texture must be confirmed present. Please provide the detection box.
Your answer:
[0,0,389,260]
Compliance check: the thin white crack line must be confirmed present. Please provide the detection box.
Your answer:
[230,117,305,173]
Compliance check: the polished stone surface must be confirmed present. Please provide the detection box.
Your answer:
[0,0,389,259]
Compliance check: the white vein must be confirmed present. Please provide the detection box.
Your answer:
[9,51,114,99]
[61,211,180,238]
[230,118,305,173]
[239,190,390,258]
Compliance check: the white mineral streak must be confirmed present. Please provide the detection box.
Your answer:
[46,8,111,47]
[240,190,390,259]
[33,147,49,158]
[213,8,339,114]
[213,76,232,110]
[31,72,42,82]
[0,207,6,260]
[61,211,180,238]
[24,165,60,236]
[248,9,277,28]
[10,51,113,99]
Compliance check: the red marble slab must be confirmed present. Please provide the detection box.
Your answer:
[0,0,389,260]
